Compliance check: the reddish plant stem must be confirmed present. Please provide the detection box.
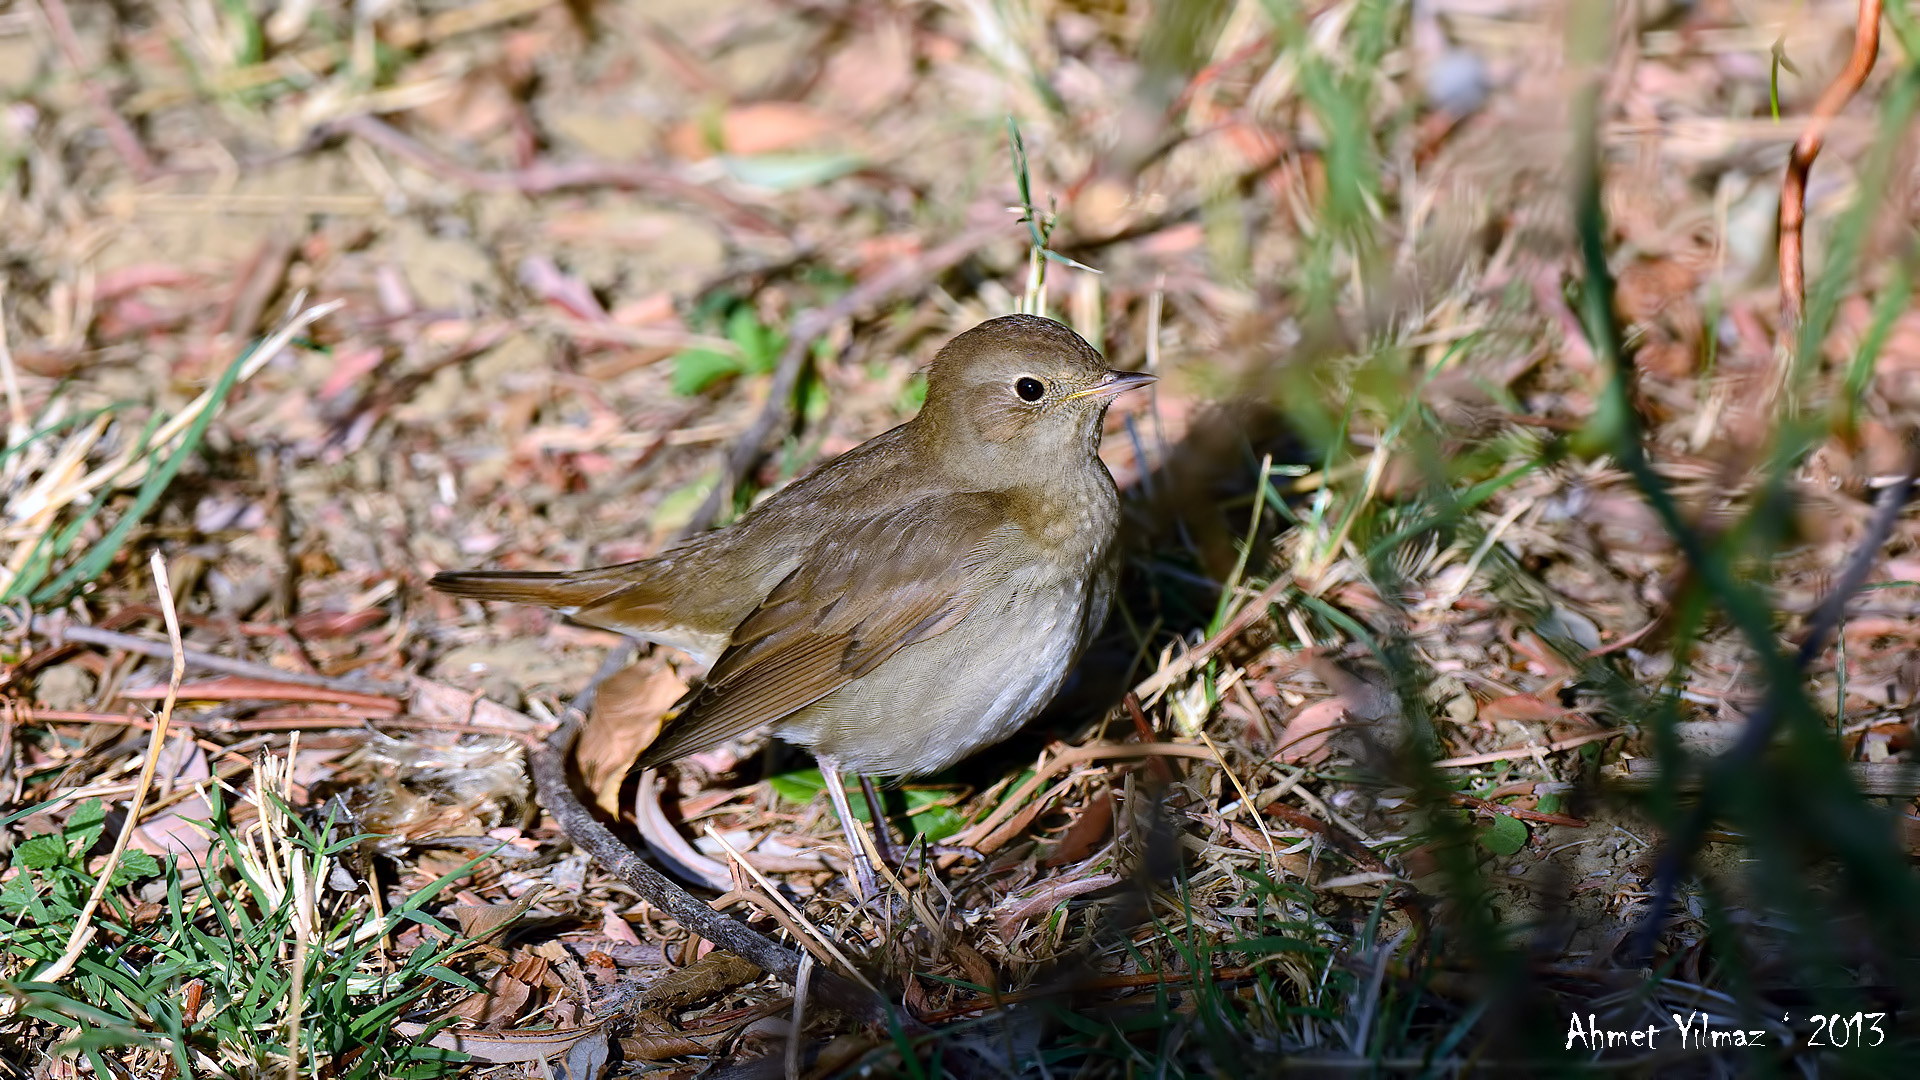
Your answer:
[1778,0,1883,334]
[37,0,155,179]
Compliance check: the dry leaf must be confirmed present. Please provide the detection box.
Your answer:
[1042,784,1113,868]
[636,949,763,1011]
[666,102,837,159]
[1476,694,1575,724]
[1274,699,1346,764]
[578,662,688,812]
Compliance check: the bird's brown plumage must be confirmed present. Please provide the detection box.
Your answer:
[431,313,1152,777]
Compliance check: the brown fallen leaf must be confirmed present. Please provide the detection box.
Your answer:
[621,1031,725,1061]
[445,884,550,944]
[1042,783,1113,868]
[577,661,688,813]
[635,949,764,1011]
[1274,698,1347,764]
[1475,693,1576,724]
[666,102,838,159]
[440,964,537,1028]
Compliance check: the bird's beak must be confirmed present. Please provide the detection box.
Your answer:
[1065,370,1157,401]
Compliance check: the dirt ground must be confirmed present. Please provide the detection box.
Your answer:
[6,0,1920,1075]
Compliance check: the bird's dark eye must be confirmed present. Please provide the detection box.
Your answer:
[1015,376,1045,402]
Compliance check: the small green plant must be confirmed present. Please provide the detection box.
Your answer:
[1005,116,1098,318]
[1,786,481,1078]
[768,769,967,842]
[670,301,787,396]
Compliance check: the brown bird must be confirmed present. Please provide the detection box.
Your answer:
[431,314,1153,897]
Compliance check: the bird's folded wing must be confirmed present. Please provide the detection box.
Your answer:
[636,491,1017,767]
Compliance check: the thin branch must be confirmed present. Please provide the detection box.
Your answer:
[523,719,893,1026]
[54,623,409,697]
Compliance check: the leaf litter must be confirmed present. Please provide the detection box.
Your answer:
[3,0,1920,1074]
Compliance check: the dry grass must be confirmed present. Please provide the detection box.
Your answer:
[5,0,1920,1075]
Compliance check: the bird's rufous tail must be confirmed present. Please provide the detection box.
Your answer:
[429,569,620,610]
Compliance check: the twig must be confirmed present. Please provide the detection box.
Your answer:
[1447,791,1586,828]
[54,623,408,697]
[678,225,1008,538]
[1262,802,1393,877]
[22,554,184,996]
[1634,452,1918,961]
[1122,693,1175,784]
[704,826,875,991]
[525,717,892,1025]
[785,953,814,1080]
[1777,0,1882,334]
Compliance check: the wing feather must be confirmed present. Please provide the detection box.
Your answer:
[637,493,1016,766]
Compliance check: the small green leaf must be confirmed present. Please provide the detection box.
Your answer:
[423,966,483,992]
[905,805,964,842]
[1477,814,1529,856]
[671,349,743,396]
[768,768,825,805]
[716,153,864,192]
[108,850,160,887]
[1535,793,1563,815]
[16,834,69,870]
[766,770,875,821]
[64,799,107,858]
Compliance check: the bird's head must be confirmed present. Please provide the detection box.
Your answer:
[916,314,1154,481]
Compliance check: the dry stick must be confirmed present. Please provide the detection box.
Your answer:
[1777,0,1884,335]
[677,226,1007,539]
[1635,458,1918,961]
[25,555,184,994]
[785,954,814,1080]
[524,719,891,1026]
[56,623,409,697]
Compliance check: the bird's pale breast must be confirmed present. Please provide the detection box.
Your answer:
[777,473,1120,776]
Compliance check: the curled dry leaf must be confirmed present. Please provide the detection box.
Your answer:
[578,661,688,813]
[1042,783,1113,868]
[446,883,550,944]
